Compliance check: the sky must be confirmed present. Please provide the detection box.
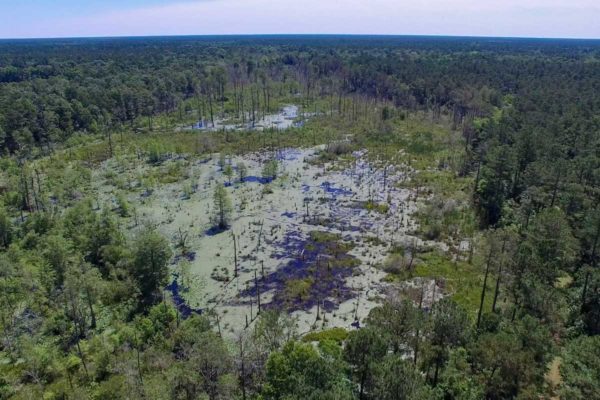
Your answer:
[1,0,599,39]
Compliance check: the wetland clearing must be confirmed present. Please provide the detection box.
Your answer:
[93,140,446,336]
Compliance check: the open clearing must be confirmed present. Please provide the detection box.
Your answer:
[182,105,307,132]
[93,143,444,336]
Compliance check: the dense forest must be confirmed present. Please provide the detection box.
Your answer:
[1,36,600,399]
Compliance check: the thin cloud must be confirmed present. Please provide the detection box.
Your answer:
[1,0,599,38]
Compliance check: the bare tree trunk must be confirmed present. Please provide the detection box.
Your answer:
[208,93,214,127]
[239,338,247,400]
[477,246,493,329]
[492,263,502,313]
[233,233,238,278]
[414,282,424,366]
[254,270,261,314]
[85,287,96,329]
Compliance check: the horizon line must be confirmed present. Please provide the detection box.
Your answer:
[1,33,600,42]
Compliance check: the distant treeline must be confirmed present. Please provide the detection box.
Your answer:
[1,35,598,155]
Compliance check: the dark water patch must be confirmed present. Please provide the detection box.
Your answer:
[165,274,202,319]
[172,251,196,264]
[320,181,353,197]
[306,215,366,233]
[243,176,273,184]
[276,148,303,161]
[191,120,207,130]
[240,230,360,313]
[206,226,229,236]
[322,200,376,232]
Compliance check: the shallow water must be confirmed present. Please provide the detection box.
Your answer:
[93,145,433,336]
[186,105,304,132]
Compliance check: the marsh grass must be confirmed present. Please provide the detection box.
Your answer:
[385,250,489,318]
[302,327,348,344]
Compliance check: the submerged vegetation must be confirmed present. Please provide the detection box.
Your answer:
[0,35,599,399]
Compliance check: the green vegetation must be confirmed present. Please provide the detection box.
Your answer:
[302,327,349,344]
[261,159,279,181]
[284,278,314,303]
[0,36,598,399]
[559,336,600,399]
[212,184,233,230]
[237,161,248,183]
[385,250,488,315]
[132,227,173,308]
[363,201,389,214]
[309,230,342,244]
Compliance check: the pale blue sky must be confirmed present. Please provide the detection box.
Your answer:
[1,0,599,39]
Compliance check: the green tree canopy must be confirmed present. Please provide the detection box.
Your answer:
[132,227,172,307]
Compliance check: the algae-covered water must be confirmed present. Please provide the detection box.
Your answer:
[93,146,442,336]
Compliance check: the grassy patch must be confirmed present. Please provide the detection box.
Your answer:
[284,278,314,303]
[309,231,342,243]
[386,250,487,318]
[306,231,358,267]
[411,170,477,243]
[417,251,487,317]
[302,327,348,344]
[414,170,473,198]
[364,201,390,214]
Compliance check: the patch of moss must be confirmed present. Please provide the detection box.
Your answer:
[309,231,341,243]
[302,327,348,344]
[330,256,361,269]
[285,278,314,302]
[364,201,389,214]
[386,250,487,318]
